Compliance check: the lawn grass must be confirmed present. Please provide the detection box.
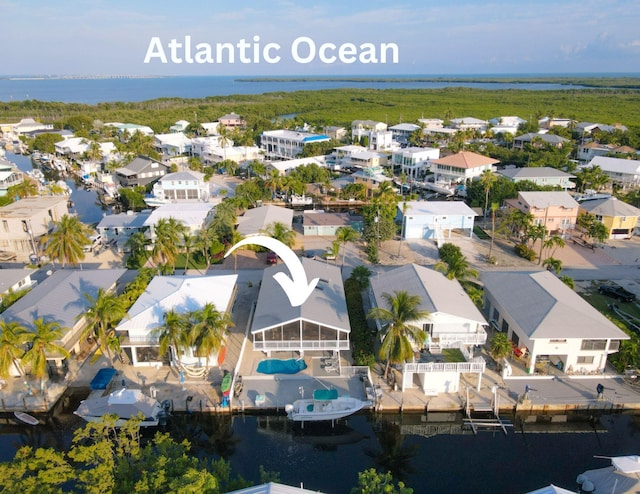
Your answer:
[442,348,466,363]
[578,281,640,333]
[473,225,490,240]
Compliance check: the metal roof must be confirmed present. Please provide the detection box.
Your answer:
[237,205,293,236]
[2,269,126,332]
[481,270,629,340]
[251,258,350,334]
[0,268,35,295]
[579,196,640,217]
[370,264,487,325]
[116,274,238,339]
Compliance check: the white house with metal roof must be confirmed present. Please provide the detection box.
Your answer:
[498,166,576,190]
[389,123,420,144]
[151,171,209,203]
[399,200,477,244]
[585,156,640,189]
[369,264,487,394]
[236,205,293,237]
[2,269,126,374]
[482,270,629,375]
[250,258,350,357]
[154,132,193,158]
[144,203,215,237]
[260,130,331,161]
[115,275,238,367]
[96,210,153,250]
[391,147,440,180]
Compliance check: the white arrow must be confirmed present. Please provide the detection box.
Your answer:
[224,235,319,307]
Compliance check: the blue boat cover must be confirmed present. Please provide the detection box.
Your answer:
[90,368,117,390]
[313,389,338,400]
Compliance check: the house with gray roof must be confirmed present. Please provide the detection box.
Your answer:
[151,170,209,203]
[504,191,579,235]
[236,205,293,237]
[498,166,576,190]
[579,196,640,239]
[369,264,487,394]
[585,156,640,189]
[482,270,629,375]
[0,268,35,302]
[513,133,570,149]
[250,258,350,357]
[114,155,169,187]
[96,210,153,251]
[302,211,363,236]
[1,269,126,374]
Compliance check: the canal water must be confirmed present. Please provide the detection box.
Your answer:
[0,400,639,494]
[7,152,108,225]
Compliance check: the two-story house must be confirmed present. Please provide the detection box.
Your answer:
[586,156,640,190]
[260,130,331,161]
[482,270,629,375]
[579,197,640,239]
[0,196,69,262]
[505,191,579,235]
[114,155,169,187]
[389,123,420,145]
[430,151,499,184]
[369,264,488,394]
[151,171,209,203]
[391,147,440,180]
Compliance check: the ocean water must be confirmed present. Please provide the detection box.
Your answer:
[0,75,595,104]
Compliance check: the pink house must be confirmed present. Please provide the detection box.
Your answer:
[504,191,579,235]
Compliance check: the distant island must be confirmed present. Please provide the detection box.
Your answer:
[235,76,640,89]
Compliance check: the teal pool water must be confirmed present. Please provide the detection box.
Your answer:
[256,358,307,374]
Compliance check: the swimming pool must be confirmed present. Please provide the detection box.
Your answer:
[256,358,307,375]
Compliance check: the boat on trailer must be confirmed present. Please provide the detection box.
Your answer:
[285,389,370,423]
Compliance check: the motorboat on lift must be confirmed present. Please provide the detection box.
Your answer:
[74,388,166,427]
[285,389,371,423]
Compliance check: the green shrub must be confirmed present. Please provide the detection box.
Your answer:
[344,278,376,367]
[515,243,536,261]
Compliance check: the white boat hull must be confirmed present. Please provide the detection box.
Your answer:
[285,396,370,422]
[74,388,165,427]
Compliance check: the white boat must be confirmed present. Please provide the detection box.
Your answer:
[14,411,39,425]
[143,195,172,207]
[418,180,455,197]
[574,455,640,494]
[74,388,166,427]
[285,389,370,423]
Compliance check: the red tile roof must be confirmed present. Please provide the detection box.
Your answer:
[431,151,500,169]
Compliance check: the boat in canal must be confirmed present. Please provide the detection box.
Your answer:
[285,389,371,423]
[14,411,39,425]
[74,388,166,427]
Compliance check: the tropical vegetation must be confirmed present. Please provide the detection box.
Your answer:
[42,214,93,267]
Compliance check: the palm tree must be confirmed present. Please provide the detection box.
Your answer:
[79,288,126,364]
[190,304,234,372]
[43,214,93,267]
[336,226,360,267]
[542,257,563,275]
[260,221,296,248]
[152,217,187,269]
[264,169,283,199]
[153,310,189,365]
[181,232,195,272]
[0,320,28,378]
[542,234,566,261]
[479,169,497,218]
[489,332,512,361]
[7,179,39,199]
[367,290,429,380]
[434,255,479,283]
[21,318,70,388]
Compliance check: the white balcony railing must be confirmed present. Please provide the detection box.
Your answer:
[404,359,486,374]
[253,340,350,352]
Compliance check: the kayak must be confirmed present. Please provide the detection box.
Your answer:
[221,372,232,397]
[14,411,39,425]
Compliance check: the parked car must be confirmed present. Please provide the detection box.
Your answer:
[266,252,278,265]
[599,284,636,303]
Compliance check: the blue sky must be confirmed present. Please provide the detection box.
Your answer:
[2,0,639,76]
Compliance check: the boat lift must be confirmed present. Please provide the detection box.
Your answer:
[463,386,512,435]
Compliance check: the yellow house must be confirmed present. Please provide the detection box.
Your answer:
[579,197,640,239]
